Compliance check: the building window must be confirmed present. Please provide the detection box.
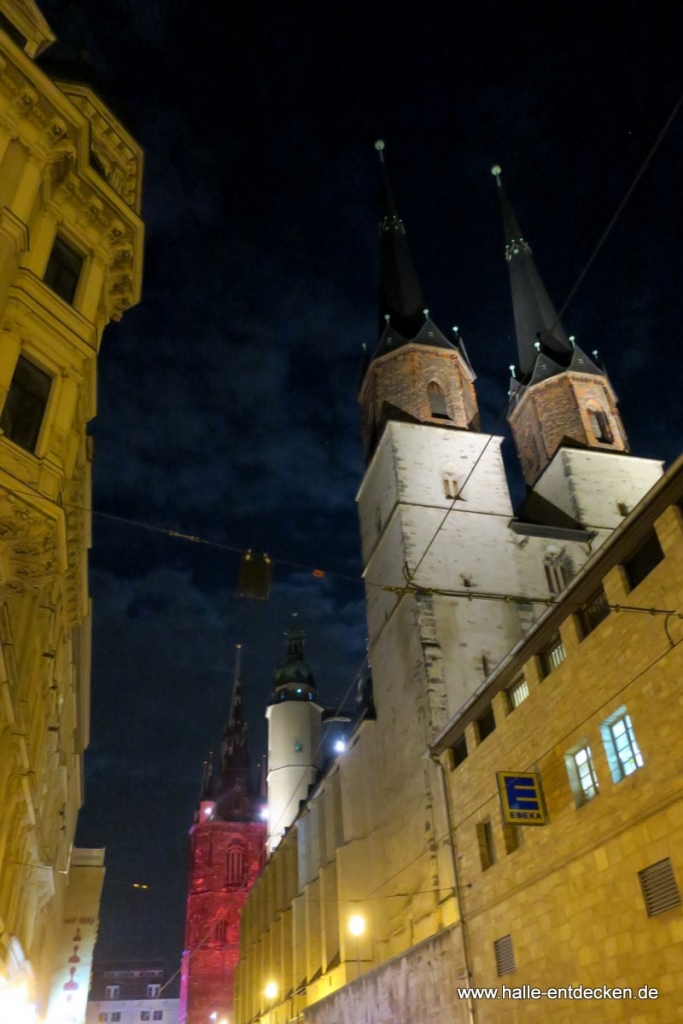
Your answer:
[140,1013,150,1022]
[579,586,610,637]
[450,734,468,768]
[624,530,664,590]
[227,841,247,887]
[638,859,682,917]
[493,934,516,976]
[565,744,599,806]
[442,463,459,499]
[476,820,495,871]
[502,823,522,855]
[214,918,227,942]
[427,380,449,419]
[43,234,84,305]
[146,984,161,998]
[540,633,566,677]
[476,704,496,743]
[105,986,120,1000]
[111,1016,121,1023]
[0,355,52,453]
[588,407,613,444]
[153,1014,163,1021]
[601,709,644,782]
[98,1015,108,1023]
[507,677,529,710]
[543,547,574,595]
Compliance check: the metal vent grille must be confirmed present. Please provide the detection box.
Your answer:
[494,934,516,976]
[639,859,682,917]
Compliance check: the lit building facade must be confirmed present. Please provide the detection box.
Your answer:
[86,960,179,1024]
[0,1,143,1019]
[180,650,266,1024]
[234,154,681,1023]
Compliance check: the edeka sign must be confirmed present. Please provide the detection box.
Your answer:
[46,849,105,1024]
[496,771,547,826]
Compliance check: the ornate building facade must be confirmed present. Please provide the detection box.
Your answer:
[0,1,143,1019]
[180,649,266,1024]
[233,153,681,1022]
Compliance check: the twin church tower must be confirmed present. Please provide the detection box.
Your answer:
[181,148,662,1024]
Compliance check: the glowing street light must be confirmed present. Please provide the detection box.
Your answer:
[348,913,366,980]
[264,980,278,1001]
[348,913,365,937]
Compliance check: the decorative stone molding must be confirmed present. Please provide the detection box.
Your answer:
[0,487,63,593]
[0,207,29,252]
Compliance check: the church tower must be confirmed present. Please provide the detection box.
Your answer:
[494,166,661,527]
[180,647,266,1024]
[265,618,323,854]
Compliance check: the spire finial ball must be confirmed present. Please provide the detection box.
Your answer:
[374,139,385,152]
[491,164,502,176]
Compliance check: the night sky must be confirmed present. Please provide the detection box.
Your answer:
[37,0,683,972]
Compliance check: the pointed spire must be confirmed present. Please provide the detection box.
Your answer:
[375,140,426,338]
[492,165,572,378]
[215,645,252,821]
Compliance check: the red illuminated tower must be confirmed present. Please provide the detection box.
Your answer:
[180,646,266,1024]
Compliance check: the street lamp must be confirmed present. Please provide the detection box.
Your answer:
[264,981,278,1001]
[348,913,366,979]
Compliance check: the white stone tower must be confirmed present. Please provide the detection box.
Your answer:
[266,618,323,854]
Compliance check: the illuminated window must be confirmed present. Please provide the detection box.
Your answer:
[105,986,120,1000]
[601,709,643,782]
[0,355,51,453]
[476,820,495,871]
[543,547,574,595]
[427,381,449,419]
[540,633,566,677]
[98,1015,108,1023]
[44,234,83,305]
[146,984,160,998]
[442,462,459,499]
[294,739,303,752]
[624,530,664,590]
[565,744,599,806]
[214,919,227,942]
[587,407,613,444]
[507,677,529,710]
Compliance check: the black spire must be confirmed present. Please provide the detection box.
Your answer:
[375,140,427,339]
[492,165,573,379]
[215,644,252,821]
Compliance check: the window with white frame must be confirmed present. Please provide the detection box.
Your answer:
[601,709,644,782]
[565,744,599,806]
[540,633,566,676]
[508,677,529,710]
[147,984,161,998]
[543,546,575,595]
[105,986,120,1000]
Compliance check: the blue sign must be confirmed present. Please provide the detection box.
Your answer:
[497,771,547,826]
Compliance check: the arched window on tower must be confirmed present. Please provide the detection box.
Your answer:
[442,463,459,500]
[428,381,450,420]
[226,840,247,888]
[587,406,613,444]
[544,546,575,596]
